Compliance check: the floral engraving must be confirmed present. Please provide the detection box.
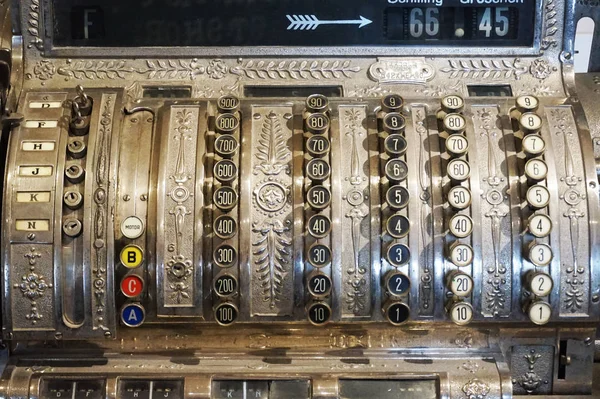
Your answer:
[231,59,360,80]
[253,219,292,308]
[14,248,53,324]
[33,60,56,80]
[462,379,490,399]
[530,59,555,80]
[254,112,291,175]
[441,59,528,80]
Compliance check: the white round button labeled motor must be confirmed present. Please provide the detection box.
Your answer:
[449,273,473,297]
[528,214,553,238]
[449,214,473,238]
[528,243,553,267]
[526,185,551,209]
[449,302,473,326]
[527,301,552,325]
[448,242,474,267]
[529,272,553,297]
[121,216,144,239]
[522,134,546,157]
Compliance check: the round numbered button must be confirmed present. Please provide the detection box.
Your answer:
[217,95,240,114]
[214,135,239,156]
[385,272,411,296]
[528,214,552,238]
[214,160,238,182]
[385,159,409,182]
[213,244,237,268]
[307,273,332,298]
[528,243,553,267]
[214,303,238,326]
[527,301,551,325]
[441,95,465,114]
[214,215,237,240]
[214,186,238,211]
[449,214,473,238]
[307,186,332,210]
[447,159,471,182]
[449,302,473,326]
[307,244,332,268]
[443,113,467,134]
[529,272,553,297]
[525,159,548,182]
[215,113,239,134]
[306,94,329,113]
[448,242,474,267]
[305,113,330,135]
[386,214,410,239]
[307,302,332,325]
[386,186,410,210]
[516,95,539,113]
[526,185,550,209]
[382,113,406,134]
[446,135,469,157]
[306,136,330,157]
[386,243,411,267]
[448,186,472,210]
[519,113,543,134]
[307,214,332,238]
[121,275,144,298]
[383,301,410,325]
[306,159,331,181]
[522,134,546,157]
[214,274,238,298]
[384,134,408,157]
[381,94,404,113]
[449,273,474,297]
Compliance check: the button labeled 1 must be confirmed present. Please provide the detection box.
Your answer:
[527,301,552,325]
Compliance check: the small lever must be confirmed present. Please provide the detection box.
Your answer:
[73,85,93,116]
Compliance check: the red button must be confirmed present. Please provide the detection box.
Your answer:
[121,275,143,297]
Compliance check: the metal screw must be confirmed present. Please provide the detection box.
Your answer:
[27,233,36,241]
[140,194,147,201]
[123,195,131,201]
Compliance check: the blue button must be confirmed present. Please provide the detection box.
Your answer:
[121,304,145,327]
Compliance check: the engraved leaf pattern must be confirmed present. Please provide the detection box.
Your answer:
[541,0,558,50]
[253,219,291,308]
[441,59,528,80]
[232,60,360,80]
[28,0,44,50]
[57,60,134,80]
[143,59,205,80]
[254,112,291,175]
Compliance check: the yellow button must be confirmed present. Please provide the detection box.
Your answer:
[120,245,143,269]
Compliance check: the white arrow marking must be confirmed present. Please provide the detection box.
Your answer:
[286,15,373,31]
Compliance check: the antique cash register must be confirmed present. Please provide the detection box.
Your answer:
[0,0,600,397]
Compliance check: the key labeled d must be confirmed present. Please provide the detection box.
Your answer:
[120,245,143,269]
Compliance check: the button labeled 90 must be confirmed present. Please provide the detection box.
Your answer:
[306,94,329,113]
[307,243,332,268]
